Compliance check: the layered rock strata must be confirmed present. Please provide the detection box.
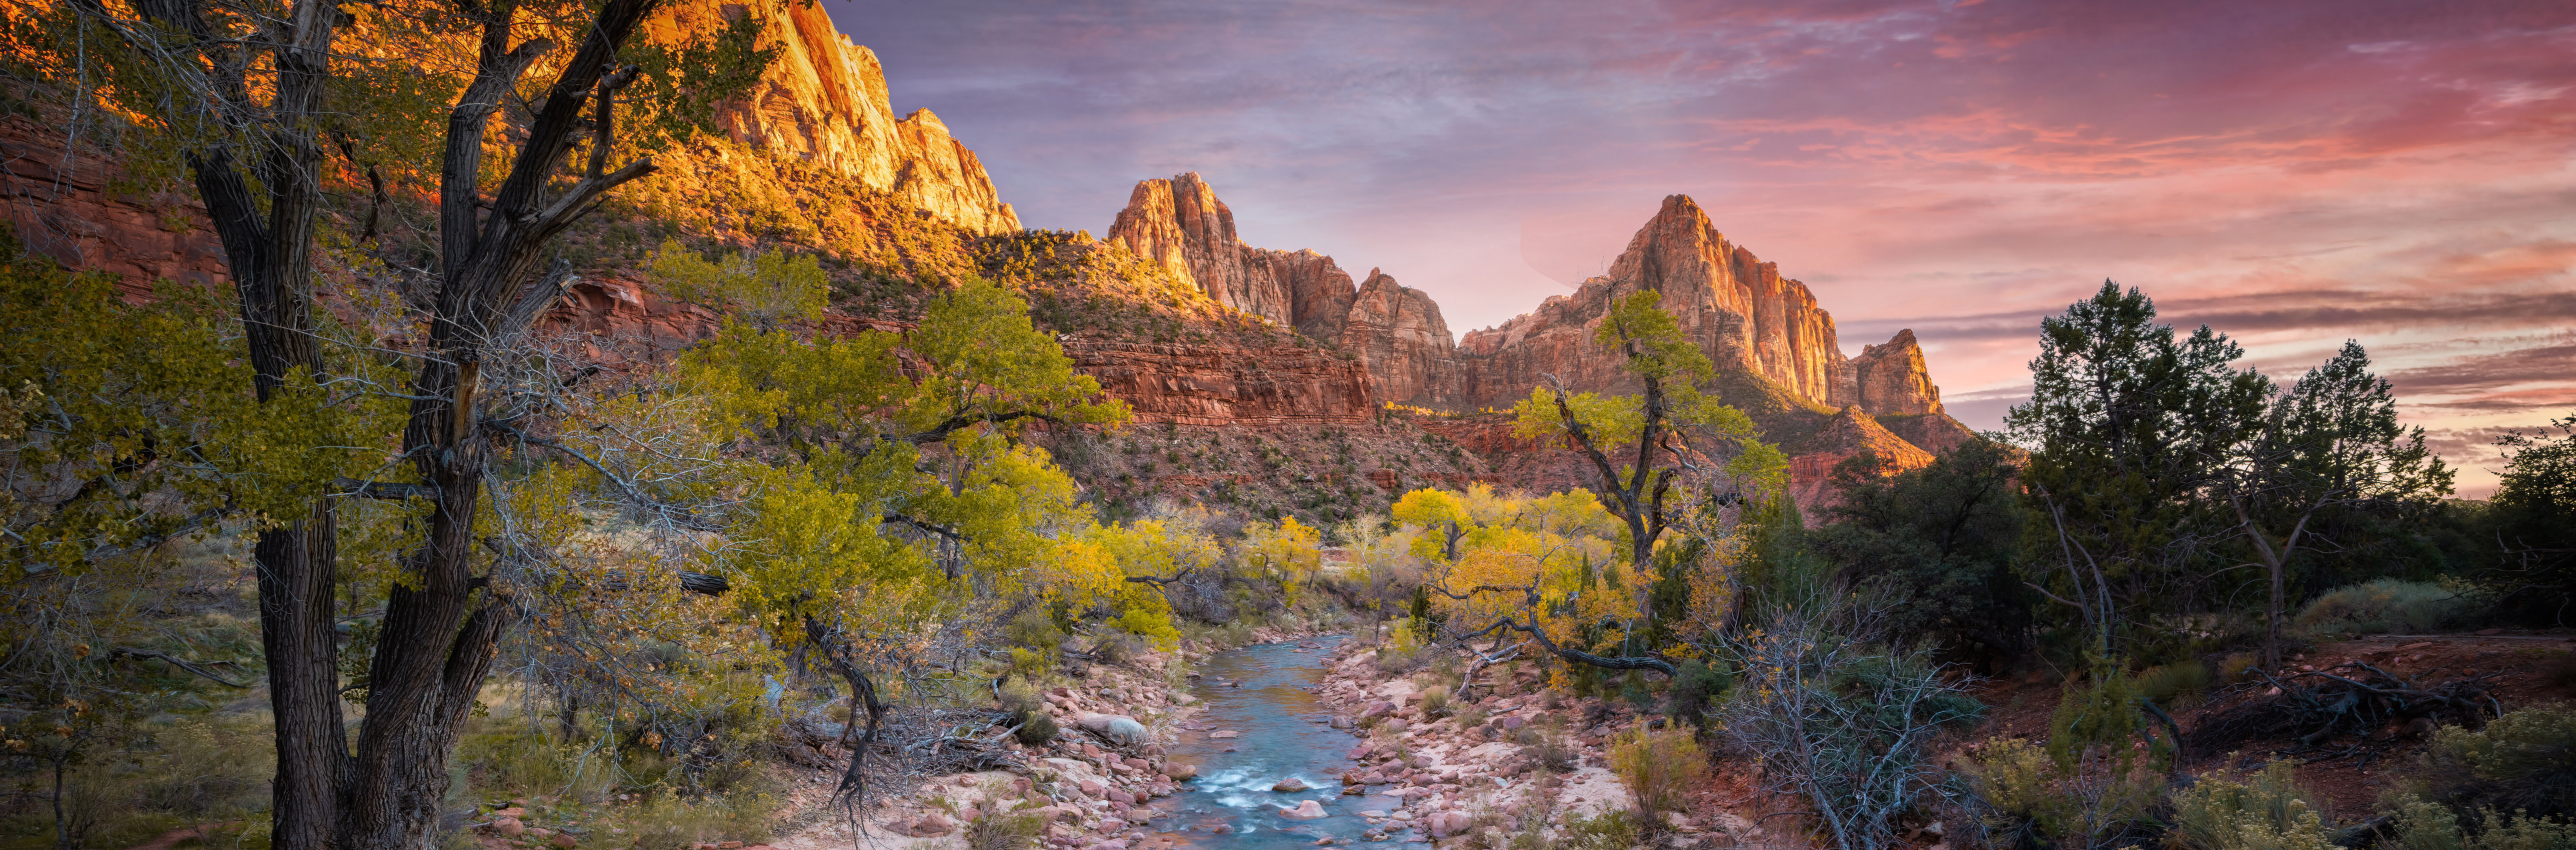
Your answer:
[1105,173,1469,409]
[656,0,1019,234]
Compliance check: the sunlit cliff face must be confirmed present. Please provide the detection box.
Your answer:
[838,0,2575,495]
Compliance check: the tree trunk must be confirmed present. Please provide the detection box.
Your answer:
[256,500,346,850]
[153,0,346,839]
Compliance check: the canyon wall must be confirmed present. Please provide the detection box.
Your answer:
[1105,173,1471,410]
[654,0,1020,235]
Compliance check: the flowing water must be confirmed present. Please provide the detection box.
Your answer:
[1145,635,1409,848]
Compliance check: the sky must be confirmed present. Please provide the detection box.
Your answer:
[830,0,2576,497]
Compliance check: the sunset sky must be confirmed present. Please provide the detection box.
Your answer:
[834,0,2576,497]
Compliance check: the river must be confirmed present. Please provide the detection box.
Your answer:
[1146,635,1408,848]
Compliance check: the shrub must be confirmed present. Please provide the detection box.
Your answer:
[1006,611,1064,652]
[2395,707,2576,823]
[1609,721,1706,821]
[2170,760,2335,850]
[1008,647,1051,681]
[998,680,1058,745]
[1419,685,1451,718]
[1665,659,1730,727]
[2388,793,2576,850]
[1969,737,2163,850]
[1455,705,1489,730]
[1525,729,1580,773]
[2294,579,2489,636]
[966,813,1045,850]
[613,784,777,850]
[2138,661,2215,711]
[1555,809,1643,850]
[1015,712,1060,746]
[1721,615,1984,850]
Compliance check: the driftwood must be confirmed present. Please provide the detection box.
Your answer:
[2187,662,2497,767]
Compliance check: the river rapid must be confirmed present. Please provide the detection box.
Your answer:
[1148,635,1407,849]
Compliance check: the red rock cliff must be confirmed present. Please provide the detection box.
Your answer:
[1460,195,1852,409]
[653,0,1020,235]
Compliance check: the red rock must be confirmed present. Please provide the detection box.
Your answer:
[649,0,1018,234]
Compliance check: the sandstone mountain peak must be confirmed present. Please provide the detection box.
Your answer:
[1850,327,1944,416]
[669,0,1019,234]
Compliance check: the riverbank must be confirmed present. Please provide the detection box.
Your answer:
[759,624,1347,850]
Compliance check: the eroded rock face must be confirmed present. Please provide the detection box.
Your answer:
[1105,173,1285,320]
[1848,329,1944,416]
[1063,339,1377,427]
[1104,173,1467,409]
[1338,270,1466,409]
[659,0,1019,234]
[1459,195,1852,409]
[1,119,229,297]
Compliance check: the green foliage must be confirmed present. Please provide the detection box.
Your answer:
[646,239,829,325]
[0,246,383,575]
[1969,737,2163,850]
[2170,760,2335,850]
[621,14,785,150]
[1555,809,1644,850]
[2009,281,2271,655]
[2295,579,2491,636]
[2389,793,2576,850]
[1812,438,2032,667]
[2047,665,2161,771]
[1609,721,1707,820]
[2393,707,2576,825]
[2486,411,2576,619]
[1664,659,1730,727]
[2135,661,2214,710]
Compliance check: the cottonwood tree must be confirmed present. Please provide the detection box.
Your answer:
[1479,289,1775,675]
[2215,341,2451,669]
[678,275,1130,807]
[39,0,774,844]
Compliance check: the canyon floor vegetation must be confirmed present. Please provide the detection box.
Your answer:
[0,0,2570,846]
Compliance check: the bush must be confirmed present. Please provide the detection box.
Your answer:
[2138,661,2215,711]
[2395,707,2576,823]
[1609,721,1706,821]
[2389,793,2576,850]
[1665,659,1729,727]
[2295,579,2489,636]
[613,784,777,850]
[1555,809,1643,850]
[997,679,1059,745]
[966,813,1045,850]
[1970,738,2163,850]
[1419,685,1451,718]
[1521,728,1579,773]
[2170,760,2335,850]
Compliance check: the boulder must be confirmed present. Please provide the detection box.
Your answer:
[488,818,525,838]
[1278,800,1329,819]
[549,835,578,849]
[1209,729,1240,739]
[1077,713,1150,746]
[1273,777,1311,793]
[1162,762,1199,781]
[905,813,955,837]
